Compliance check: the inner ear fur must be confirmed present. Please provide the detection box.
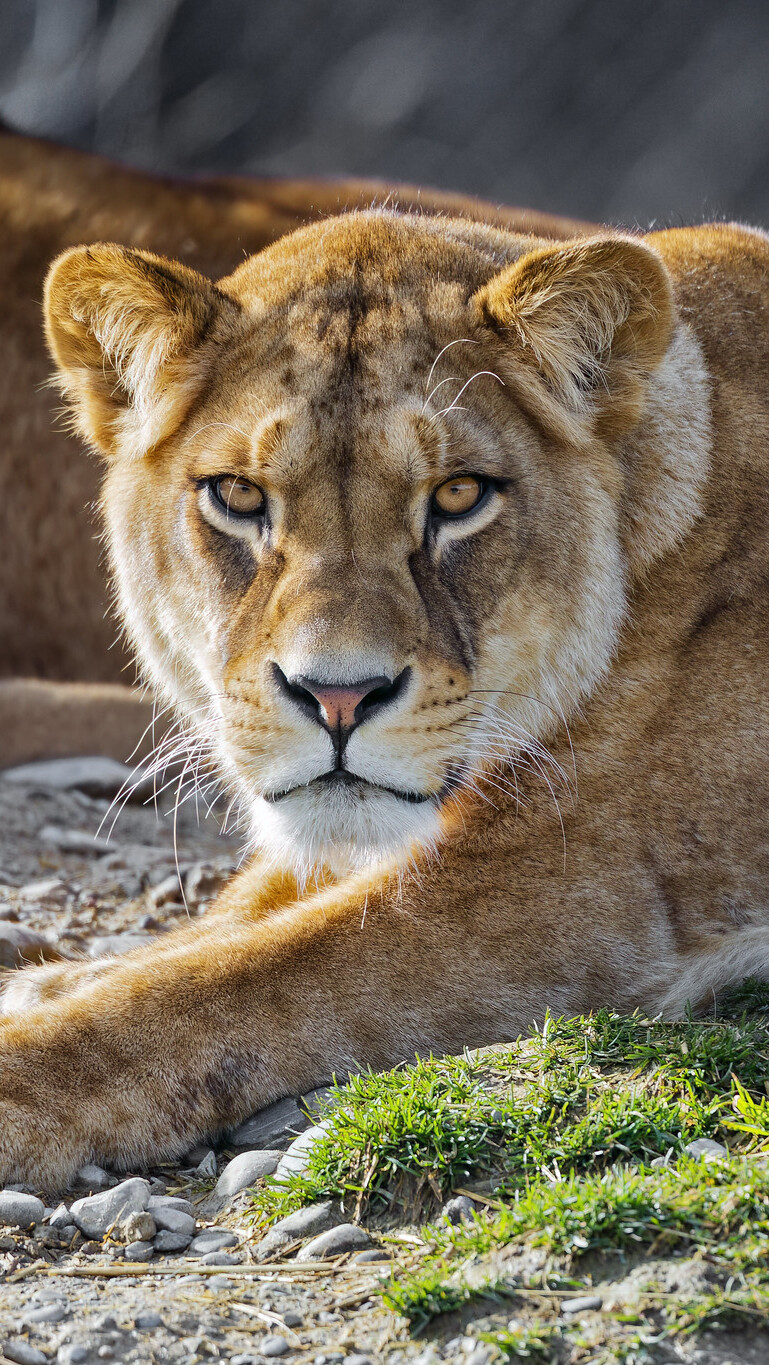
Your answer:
[474,235,675,444]
[44,244,235,458]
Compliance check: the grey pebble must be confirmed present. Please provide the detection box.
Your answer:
[254,1200,339,1262]
[151,1206,194,1236]
[228,1097,310,1150]
[200,1249,241,1265]
[70,1177,149,1239]
[192,1149,218,1178]
[17,877,67,906]
[561,1295,603,1315]
[281,1312,303,1328]
[1,755,134,797]
[39,824,111,855]
[214,1149,283,1198]
[124,1240,154,1262]
[189,1228,239,1254]
[153,1228,192,1252]
[295,1222,371,1261]
[58,1347,90,1365]
[0,920,58,968]
[273,1123,331,1183]
[93,1316,118,1332]
[345,1358,374,1365]
[261,1336,290,1357]
[147,1194,194,1217]
[119,1210,156,1242]
[442,1195,476,1225]
[684,1137,728,1161]
[464,1351,490,1365]
[134,1311,163,1330]
[0,1190,45,1228]
[88,933,154,958]
[350,1249,391,1263]
[229,1356,258,1365]
[75,1163,116,1190]
[2,1342,49,1365]
[25,1300,68,1323]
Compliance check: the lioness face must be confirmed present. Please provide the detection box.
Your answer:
[45,214,678,872]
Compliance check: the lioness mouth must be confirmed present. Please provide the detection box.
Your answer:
[264,770,432,805]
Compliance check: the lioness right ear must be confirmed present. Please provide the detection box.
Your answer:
[44,244,235,458]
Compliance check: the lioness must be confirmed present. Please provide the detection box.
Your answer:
[2,211,769,1187]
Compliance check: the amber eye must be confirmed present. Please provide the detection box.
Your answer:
[431,474,487,518]
[210,475,265,519]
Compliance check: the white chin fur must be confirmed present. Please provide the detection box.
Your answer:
[250,782,442,877]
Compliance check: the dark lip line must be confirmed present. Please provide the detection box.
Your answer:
[264,771,435,806]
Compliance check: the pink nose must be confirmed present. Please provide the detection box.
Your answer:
[297,677,391,732]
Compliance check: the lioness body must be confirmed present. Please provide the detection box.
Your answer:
[2,214,769,1186]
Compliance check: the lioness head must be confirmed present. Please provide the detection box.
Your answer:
[44,212,709,873]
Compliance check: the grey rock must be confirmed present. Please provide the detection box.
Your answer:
[228,1097,311,1150]
[351,1249,391,1263]
[2,756,134,798]
[561,1295,603,1315]
[192,1149,217,1178]
[684,1137,728,1161]
[47,1203,73,1229]
[189,1228,239,1255]
[25,1300,68,1323]
[75,1163,116,1190]
[119,1210,157,1242]
[150,1205,194,1236]
[39,824,111,856]
[261,1336,290,1358]
[0,1190,45,1227]
[254,1200,340,1261]
[153,1228,192,1252]
[443,1195,476,1225]
[273,1122,332,1183]
[200,1249,241,1265]
[345,1357,375,1365]
[58,1347,90,1365]
[295,1222,371,1261]
[214,1149,283,1198]
[180,1142,211,1166]
[230,1356,258,1365]
[0,920,60,968]
[124,1240,153,1262]
[17,877,68,906]
[464,1351,490,1365]
[148,1194,194,1218]
[2,1343,49,1365]
[88,934,154,958]
[93,1316,118,1332]
[300,1085,335,1118]
[70,1177,150,1239]
[135,1311,163,1330]
[282,1312,303,1328]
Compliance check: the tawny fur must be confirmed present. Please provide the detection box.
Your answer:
[1,211,768,1189]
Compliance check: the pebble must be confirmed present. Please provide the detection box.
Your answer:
[70,1176,150,1239]
[25,1301,69,1323]
[2,755,135,797]
[464,1351,490,1365]
[150,1205,194,1236]
[684,1137,729,1161]
[189,1228,239,1255]
[295,1222,371,1261]
[148,1194,195,1218]
[17,877,68,906]
[75,1163,116,1190]
[254,1200,339,1261]
[351,1248,391,1262]
[38,824,111,856]
[261,1336,290,1357]
[192,1149,217,1178]
[124,1240,154,1262]
[214,1149,283,1198]
[345,1357,374,1365]
[2,1342,48,1365]
[47,1204,73,1229]
[200,1249,241,1265]
[442,1194,476,1225]
[273,1122,331,1182]
[58,1347,90,1365]
[135,1311,163,1330]
[228,1097,311,1150]
[230,1356,258,1365]
[119,1210,157,1242]
[153,1228,192,1252]
[300,1085,335,1118]
[88,934,154,958]
[0,1190,45,1228]
[0,920,60,968]
[561,1295,603,1315]
[93,1315,119,1332]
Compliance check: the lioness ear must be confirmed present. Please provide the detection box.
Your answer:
[44,244,234,458]
[473,236,675,443]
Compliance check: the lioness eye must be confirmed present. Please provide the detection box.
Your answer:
[211,475,265,518]
[432,474,486,518]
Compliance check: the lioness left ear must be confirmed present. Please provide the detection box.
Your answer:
[44,244,238,459]
[473,236,675,443]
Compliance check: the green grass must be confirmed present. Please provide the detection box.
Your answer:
[247,990,769,1353]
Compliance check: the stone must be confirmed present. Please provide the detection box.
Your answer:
[58,1347,90,1365]
[70,1176,150,1239]
[254,1200,340,1261]
[192,1149,217,1178]
[345,1357,374,1365]
[200,1249,241,1265]
[151,1206,194,1235]
[464,1351,490,1365]
[189,1228,239,1255]
[93,1315,118,1332]
[0,920,60,968]
[282,1312,303,1328]
[124,1240,153,1262]
[47,1203,73,1229]
[273,1122,332,1182]
[88,934,154,958]
[2,756,136,797]
[261,1337,290,1358]
[135,1311,163,1329]
[75,1163,116,1190]
[0,1190,45,1228]
[228,1097,311,1150]
[148,1194,194,1218]
[1,1343,48,1365]
[295,1223,371,1261]
[351,1249,391,1263]
[442,1195,476,1225]
[39,825,112,856]
[18,877,68,906]
[25,1301,69,1324]
[230,1356,258,1365]
[119,1210,157,1242]
[153,1228,192,1252]
[214,1149,283,1198]
[300,1085,335,1118]
[684,1137,728,1161]
[561,1295,603,1315]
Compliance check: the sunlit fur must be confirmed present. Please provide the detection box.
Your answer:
[5,214,769,1190]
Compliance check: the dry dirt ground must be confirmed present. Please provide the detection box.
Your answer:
[0,760,766,1365]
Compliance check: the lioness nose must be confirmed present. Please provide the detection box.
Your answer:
[271,664,409,749]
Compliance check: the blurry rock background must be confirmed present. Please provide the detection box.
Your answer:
[1,0,768,227]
